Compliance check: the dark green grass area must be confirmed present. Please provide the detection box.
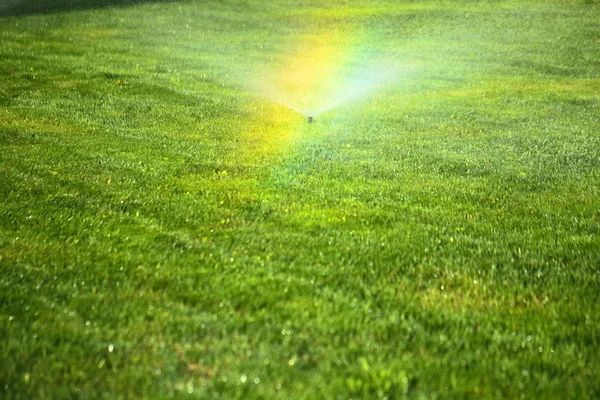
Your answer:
[1,0,599,398]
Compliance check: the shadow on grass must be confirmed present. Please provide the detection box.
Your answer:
[0,0,181,16]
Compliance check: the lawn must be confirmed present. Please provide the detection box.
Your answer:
[1,0,599,398]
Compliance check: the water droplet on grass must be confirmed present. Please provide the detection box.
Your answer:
[108,344,114,352]
[240,374,247,383]
[254,377,260,384]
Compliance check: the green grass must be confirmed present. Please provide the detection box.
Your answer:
[1,0,599,398]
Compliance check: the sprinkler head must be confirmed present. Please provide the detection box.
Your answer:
[308,116,313,123]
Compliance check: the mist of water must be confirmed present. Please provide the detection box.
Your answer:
[309,65,398,116]
[249,62,399,118]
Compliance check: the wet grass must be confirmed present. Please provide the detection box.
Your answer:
[1,0,599,398]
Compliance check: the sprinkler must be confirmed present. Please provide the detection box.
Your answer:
[308,116,313,123]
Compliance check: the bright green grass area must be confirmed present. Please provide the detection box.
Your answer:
[1,0,599,398]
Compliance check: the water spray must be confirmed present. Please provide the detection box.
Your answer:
[254,63,397,124]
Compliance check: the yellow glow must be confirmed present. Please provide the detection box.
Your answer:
[275,31,350,114]
[234,102,299,167]
[254,28,355,117]
[233,30,355,164]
